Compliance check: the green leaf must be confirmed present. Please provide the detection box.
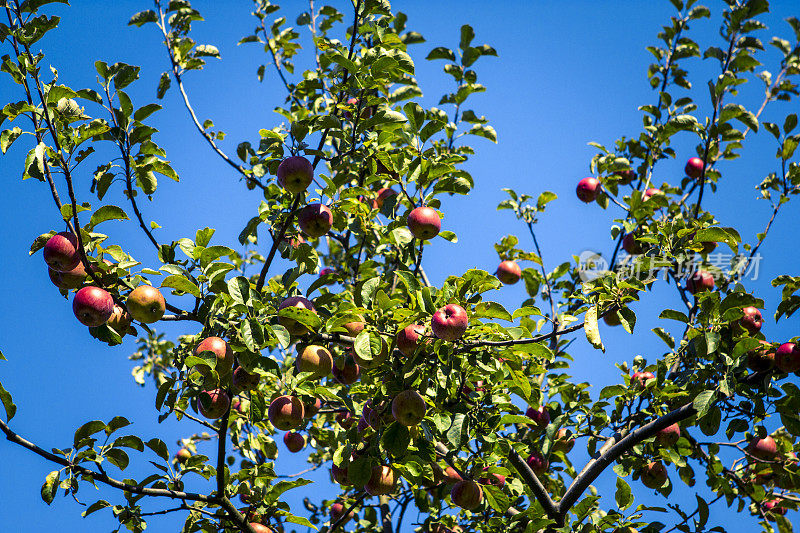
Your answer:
[426,47,455,61]
[693,390,716,419]
[584,306,604,352]
[87,205,129,229]
[227,276,252,306]
[40,471,59,505]
[381,422,411,457]
[0,381,16,421]
[82,500,111,517]
[145,438,169,461]
[161,275,201,298]
[74,420,106,447]
[104,448,129,470]
[615,477,633,510]
[483,484,510,513]
[474,301,512,321]
[133,103,162,122]
[105,416,131,436]
[128,10,157,26]
[113,435,144,452]
[467,124,497,143]
[447,413,467,448]
[695,227,741,254]
[659,309,689,322]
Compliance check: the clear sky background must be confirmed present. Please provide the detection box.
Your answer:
[1,1,799,531]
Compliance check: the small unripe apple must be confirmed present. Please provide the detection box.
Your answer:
[747,341,775,372]
[747,435,778,461]
[304,397,322,418]
[526,452,548,475]
[296,344,333,378]
[343,319,365,336]
[48,261,88,290]
[364,465,397,496]
[231,397,244,414]
[450,480,482,509]
[622,233,642,254]
[643,188,662,199]
[655,423,681,446]
[640,461,667,489]
[175,448,191,463]
[615,169,636,185]
[431,304,468,341]
[495,260,522,284]
[775,342,800,373]
[268,395,304,430]
[407,206,441,239]
[631,371,655,389]
[331,463,350,485]
[297,203,333,238]
[43,231,81,272]
[525,406,550,429]
[576,177,600,203]
[198,388,230,419]
[283,431,305,453]
[73,286,114,327]
[330,502,354,524]
[739,306,763,335]
[552,428,575,453]
[195,337,234,379]
[478,467,506,487]
[107,304,133,335]
[332,354,360,385]
[126,285,166,323]
[232,367,260,392]
[686,270,715,294]
[277,156,314,194]
[278,296,316,335]
[396,324,426,356]
[392,389,427,426]
[685,157,705,179]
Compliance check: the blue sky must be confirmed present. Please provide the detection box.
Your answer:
[1,1,799,531]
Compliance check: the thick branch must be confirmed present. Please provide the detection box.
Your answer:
[507,448,559,521]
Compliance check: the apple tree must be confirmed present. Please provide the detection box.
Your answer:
[2,0,800,532]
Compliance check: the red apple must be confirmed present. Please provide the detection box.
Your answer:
[685,157,705,179]
[195,337,234,378]
[775,342,800,373]
[277,156,314,194]
[450,480,482,510]
[304,397,322,418]
[631,371,655,389]
[373,187,397,209]
[615,169,636,185]
[525,406,550,429]
[656,423,681,446]
[278,296,316,335]
[48,261,88,290]
[344,97,372,120]
[444,466,462,485]
[43,231,80,272]
[72,286,114,327]
[336,411,355,429]
[576,177,601,203]
[747,435,778,461]
[248,524,273,533]
[407,206,441,239]
[396,324,426,356]
[297,203,333,238]
[343,319,365,337]
[283,431,305,453]
[478,467,505,487]
[552,428,575,453]
[107,304,133,335]
[640,461,667,489]
[332,354,360,385]
[296,344,333,378]
[622,233,642,254]
[198,388,230,419]
[747,340,775,372]
[763,499,787,517]
[495,260,522,284]
[331,463,350,485]
[392,389,427,426]
[318,267,336,284]
[126,285,166,324]
[364,465,397,496]
[739,306,763,335]
[431,304,468,341]
[268,395,304,430]
[526,452,548,475]
[643,188,662,199]
[232,367,260,392]
[686,270,715,294]
[330,502,354,524]
[175,448,191,463]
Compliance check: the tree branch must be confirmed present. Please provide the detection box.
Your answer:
[507,447,559,521]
